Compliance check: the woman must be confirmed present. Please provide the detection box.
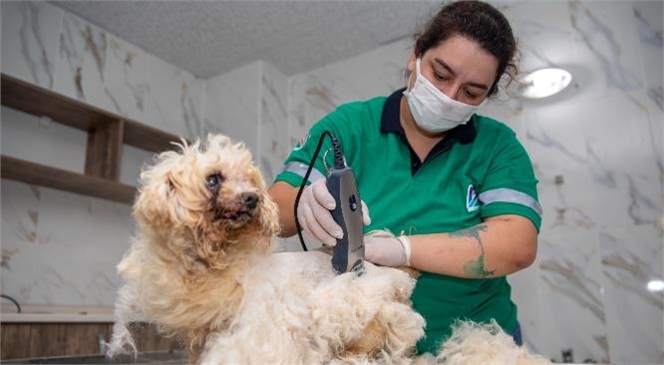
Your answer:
[268,0,541,354]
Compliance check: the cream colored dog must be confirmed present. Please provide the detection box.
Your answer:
[105,134,425,364]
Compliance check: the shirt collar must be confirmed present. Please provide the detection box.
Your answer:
[380,87,477,144]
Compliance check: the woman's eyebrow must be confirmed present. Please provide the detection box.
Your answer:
[433,58,489,90]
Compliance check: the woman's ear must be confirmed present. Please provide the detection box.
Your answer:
[406,50,417,74]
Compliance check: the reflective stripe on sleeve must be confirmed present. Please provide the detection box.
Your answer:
[279,162,326,184]
[479,188,543,216]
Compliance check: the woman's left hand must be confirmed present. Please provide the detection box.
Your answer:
[364,235,411,267]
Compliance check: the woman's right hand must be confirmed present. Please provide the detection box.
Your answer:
[297,179,370,246]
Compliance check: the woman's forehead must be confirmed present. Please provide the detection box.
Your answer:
[425,35,498,81]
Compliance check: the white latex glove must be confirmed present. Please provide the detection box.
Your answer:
[364,235,412,267]
[297,179,370,246]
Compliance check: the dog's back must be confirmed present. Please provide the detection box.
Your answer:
[199,250,425,364]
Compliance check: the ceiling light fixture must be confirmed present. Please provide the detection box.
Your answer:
[647,279,664,292]
[516,68,572,99]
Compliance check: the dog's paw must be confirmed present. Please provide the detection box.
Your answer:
[105,341,138,360]
[105,323,138,360]
[359,262,418,302]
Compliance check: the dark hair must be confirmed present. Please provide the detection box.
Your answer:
[414,0,518,96]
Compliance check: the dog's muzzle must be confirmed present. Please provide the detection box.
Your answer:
[216,192,259,223]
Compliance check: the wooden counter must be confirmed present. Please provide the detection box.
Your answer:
[0,305,178,360]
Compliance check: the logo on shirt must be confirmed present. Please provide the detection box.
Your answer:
[293,134,309,151]
[466,185,479,212]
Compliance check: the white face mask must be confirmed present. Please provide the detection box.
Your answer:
[403,58,486,133]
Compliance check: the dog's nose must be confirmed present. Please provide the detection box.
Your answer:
[242,192,259,210]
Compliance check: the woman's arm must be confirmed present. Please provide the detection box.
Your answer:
[408,214,538,278]
[272,180,539,278]
[267,181,299,237]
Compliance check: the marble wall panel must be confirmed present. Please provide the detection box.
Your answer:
[633,1,663,214]
[260,61,289,184]
[54,11,203,140]
[1,1,62,89]
[536,231,608,363]
[632,1,664,93]
[504,1,644,102]
[521,92,662,234]
[289,39,412,145]
[103,36,204,140]
[600,225,663,364]
[1,182,42,264]
[1,1,204,307]
[1,180,133,306]
[1,106,87,173]
[258,62,304,252]
[119,145,156,187]
[204,61,261,157]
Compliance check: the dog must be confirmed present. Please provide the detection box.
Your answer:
[106,134,425,364]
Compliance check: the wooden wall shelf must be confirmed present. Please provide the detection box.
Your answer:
[1,73,184,204]
[1,156,136,204]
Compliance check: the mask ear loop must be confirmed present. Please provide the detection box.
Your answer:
[404,58,422,94]
[414,58,424,86]
[403,53,421,94]
[404,66,414,94]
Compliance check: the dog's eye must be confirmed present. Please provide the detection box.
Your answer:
[206,173,224,189]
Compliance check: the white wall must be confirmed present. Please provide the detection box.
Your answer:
[1,1,662,364]
[1,0,203,307]
[202,60,291,184]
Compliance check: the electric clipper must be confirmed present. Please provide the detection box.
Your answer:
[326,147,365,275]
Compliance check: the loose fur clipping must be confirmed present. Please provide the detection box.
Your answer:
[106,133,551,365]
[413,320,552,365]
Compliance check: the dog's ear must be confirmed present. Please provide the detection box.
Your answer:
[133,149,193,229]
[258,187,281,238]
[134,170,174,229]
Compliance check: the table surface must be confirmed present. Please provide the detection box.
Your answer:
[1,351,185,364]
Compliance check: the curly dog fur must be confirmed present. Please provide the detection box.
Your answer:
[106,134,425,364]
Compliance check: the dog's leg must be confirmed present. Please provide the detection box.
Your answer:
[309,264,424,362]
[197,275,330,365]
[106,283,145,359]
[369,301,425,362]
[340,283,425,364]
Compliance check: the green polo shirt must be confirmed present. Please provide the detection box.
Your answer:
[274,89,542,354]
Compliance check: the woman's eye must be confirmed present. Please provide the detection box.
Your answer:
[434,73,447,81]
[465,90,478,99]
[206,173,224,188]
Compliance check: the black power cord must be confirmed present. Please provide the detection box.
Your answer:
[1,294,21,313]
[294,131,345,252]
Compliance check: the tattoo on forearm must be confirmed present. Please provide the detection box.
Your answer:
[450,224,495,278]
[449,225,487,241]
